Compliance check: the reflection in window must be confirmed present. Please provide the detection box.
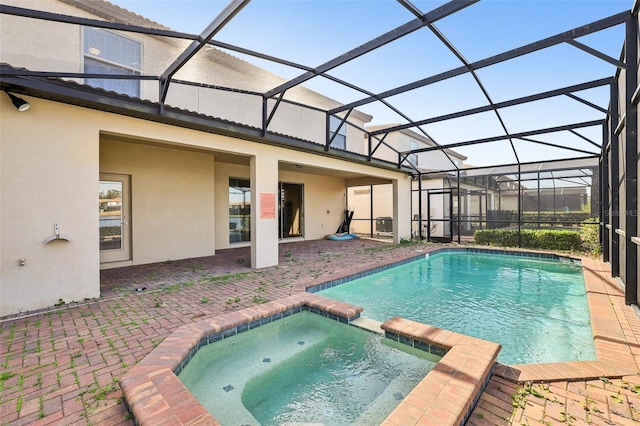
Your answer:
[84,27,141,97]
[99,181,123,250]
[330,115,347,150]
[229,178,251,243]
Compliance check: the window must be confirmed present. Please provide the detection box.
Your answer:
[409,140,419,167]
[84,27,141,97]
[229,178,251,243]
[329,116,347,150]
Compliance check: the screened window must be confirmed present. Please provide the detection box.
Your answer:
[409,140,419,167]
[84,27,141,97]
[330,116,347,150]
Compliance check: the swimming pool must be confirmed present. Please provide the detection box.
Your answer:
[178,311,438,425]
[318,249,596,365]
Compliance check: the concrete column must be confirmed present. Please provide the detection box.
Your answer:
[392,176,412,243]
[250,153,279,269]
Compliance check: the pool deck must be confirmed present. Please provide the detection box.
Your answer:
[1,239,639,425]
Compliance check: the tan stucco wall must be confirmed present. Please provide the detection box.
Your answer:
[0,0,87,74]
[0,94,408,315]
[279,170,348,240]
[366,129,464,169]
[1,0,372,148]
[394,177,412,239]
[251,153,279,268]
[1,95,100,316]
[214,165,358,248]
[100,139,216,265]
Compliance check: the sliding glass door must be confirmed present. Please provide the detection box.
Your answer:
[279,183,303,239]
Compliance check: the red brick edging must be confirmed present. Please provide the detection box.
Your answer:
[120,293,500,426]
[119,293,362,425]
[381,317,500,425]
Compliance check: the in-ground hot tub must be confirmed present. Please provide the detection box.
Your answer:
[120,293,500,425]
[179,310,439,425]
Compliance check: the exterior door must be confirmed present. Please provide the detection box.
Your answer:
[99,173,132,264]
[279,183,303,239]
[427,189,452,243]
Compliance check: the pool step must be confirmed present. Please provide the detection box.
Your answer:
[350,316,384,334]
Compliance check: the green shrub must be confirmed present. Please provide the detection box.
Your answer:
[521,211,591,224]
[473,229,519,247]
[473,229,583,251]
[580,218,601,255]
[487,210,591,227]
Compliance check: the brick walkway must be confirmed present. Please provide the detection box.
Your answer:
[1,239,639,425]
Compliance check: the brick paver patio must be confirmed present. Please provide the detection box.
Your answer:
[1,239,639,425]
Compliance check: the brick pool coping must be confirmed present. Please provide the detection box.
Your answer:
[119,247,637,426]
[119,293,361,425]
[119,292,500,426]
[493,255,638,383]
[308,246,638,384]
[381,317,500,425]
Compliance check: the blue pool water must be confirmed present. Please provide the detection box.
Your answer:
[179,312,438,425]
[319,251,596,364]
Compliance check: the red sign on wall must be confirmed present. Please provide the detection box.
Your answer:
[260,192,276,219]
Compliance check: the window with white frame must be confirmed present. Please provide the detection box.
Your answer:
[409,140,419,167]
[329,115,347,150]
[84,27,141,97]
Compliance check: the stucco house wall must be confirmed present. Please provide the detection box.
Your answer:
[0,0,372,148]
[100,138,217,266]
[0,94,411,315]
[1,98,101,315]
[278,169,349,241]
[0,0,415,316]
[365,125,466,170]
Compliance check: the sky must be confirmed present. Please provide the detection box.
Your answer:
[107,0,631,167]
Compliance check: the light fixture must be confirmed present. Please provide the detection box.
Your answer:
[4,91,30,112]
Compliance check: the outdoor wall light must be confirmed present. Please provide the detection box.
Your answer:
[4,90,30,112]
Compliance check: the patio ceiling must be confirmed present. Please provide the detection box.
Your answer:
[98,130,383,182]
[0,0,632,172]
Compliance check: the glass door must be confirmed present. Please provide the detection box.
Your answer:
[279,183,303,239]
[229,178,251,243]
[99,173,131,264]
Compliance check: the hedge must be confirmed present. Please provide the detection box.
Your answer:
[99,226,121,237]
[473,229,583,251]
[522,211,590,223]
[486,210,591,228]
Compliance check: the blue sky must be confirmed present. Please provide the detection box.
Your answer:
[109,0,630,167]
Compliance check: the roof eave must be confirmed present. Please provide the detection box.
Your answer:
[0,74,409,175]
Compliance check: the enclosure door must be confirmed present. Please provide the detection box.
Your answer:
[427,189,452,242]
[99,173,131,264]
[279,182,303,239]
